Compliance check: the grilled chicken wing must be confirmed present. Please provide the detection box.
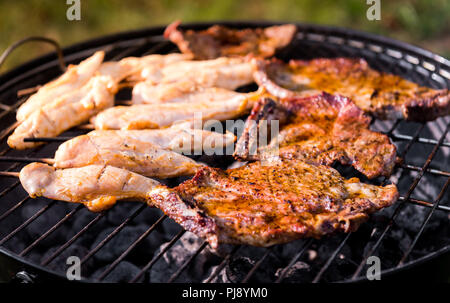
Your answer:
[92,96,250,130]
[164,20,297,59]
[253,58,450,121]
[235,94,397,179]
[20,163,160,212]
[8,76,117,149]
[149,159,399,248]
[17,51,105,122]
[55,124,235,157]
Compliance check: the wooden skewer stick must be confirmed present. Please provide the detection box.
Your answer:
[76,123,95,130]
[0,171,19,178]
[17,85,42,97]
[0,156,55,165]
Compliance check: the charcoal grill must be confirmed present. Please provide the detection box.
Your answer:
[0,21,448,283]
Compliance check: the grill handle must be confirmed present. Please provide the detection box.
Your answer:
[0,36,66,72]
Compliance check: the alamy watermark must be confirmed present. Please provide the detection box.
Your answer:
[66,256,81,280]
[366,256,381,280]
[366,0,381,21]
[66,0,81,21]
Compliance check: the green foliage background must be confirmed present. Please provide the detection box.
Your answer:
[0,0,449,71]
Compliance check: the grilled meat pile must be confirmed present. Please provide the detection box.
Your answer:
[8,21,449,248]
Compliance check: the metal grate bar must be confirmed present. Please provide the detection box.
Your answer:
[80,204,147,266]
[275,239,313,283]
[19,205,83,256]
[41,212,105,266]
[167,241,208,283]
[391,134,450,148]
[241,247,274,283]
[312,233,352,283]
[399,163,450,177]
[351,123,449,280]
[401,196,450,212]
[96,214,167,281]
[0,201,56,246]
[397,177,450,265]
[204,245,241,283]
[130,229,185,283]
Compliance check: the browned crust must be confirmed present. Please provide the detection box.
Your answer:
[149,161,398,248]
[164,21,297,60]
[235,93,397,179]
[253,57,450,121]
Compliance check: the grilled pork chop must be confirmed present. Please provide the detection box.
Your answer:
[164,20,297,60]
[149,159,398,248]
[234,94,397,179]
[253,58,450,121]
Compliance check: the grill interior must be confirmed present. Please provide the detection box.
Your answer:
[0,22,448,283]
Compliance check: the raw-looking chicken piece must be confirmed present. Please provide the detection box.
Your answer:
[101,53,191,83]
[19,163,160,212]
[20,163,220,241]
[53,134,203,178]
[253,58,450,121]
[164,20,297,59]
[234,93,397,179]
[132,80,263,105]
[8,76,117,149]
[92,95,251,130]
[55,124,236,157]
[138,57,254,90]
[149,159,399,248]
[17,51,105,122]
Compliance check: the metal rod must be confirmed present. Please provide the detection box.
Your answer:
[204,245,240,283]
[96,214,167,281]
[130,229,185,283]
[167,241,208,283]
[351,123,449,280]
[397,177,450,265]
[0,157,54,165]
[275,239,313,283]
[241,247,273,283]
[79,204,148,266]
[0,36,66,72]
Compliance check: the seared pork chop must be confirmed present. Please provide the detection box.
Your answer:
[234,94,397,179]
[253,58,450,121]
[164,21,297,60]
[149,159,398,248]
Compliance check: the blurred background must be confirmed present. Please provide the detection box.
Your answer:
[0,0,449,72]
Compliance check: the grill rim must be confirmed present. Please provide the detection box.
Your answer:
[0,21,448,283]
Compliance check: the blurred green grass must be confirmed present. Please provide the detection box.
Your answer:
[0,0,449,72]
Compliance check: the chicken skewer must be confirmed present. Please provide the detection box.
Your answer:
[5,124,235,178]
[132,56,254,90]
[16,51,105,122]
[132,79,263,105]
[9,158,398,248]
[92,93,257,130]
[8,75,117,149]
[18,163,160,212]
